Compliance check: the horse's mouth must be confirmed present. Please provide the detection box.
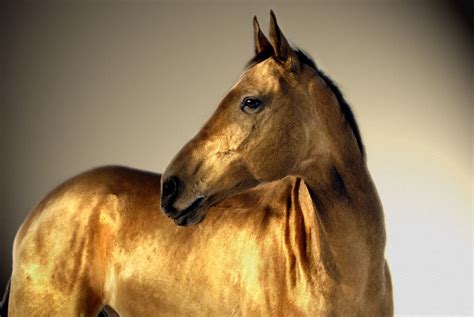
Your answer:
[173,197,206,226]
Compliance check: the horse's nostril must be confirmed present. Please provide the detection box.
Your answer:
[162,176,181,202]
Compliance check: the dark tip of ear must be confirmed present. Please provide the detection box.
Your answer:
[269,9,280,39]
[270,9,277,23]
[253,16,259,29]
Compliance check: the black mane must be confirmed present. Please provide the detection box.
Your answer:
[246,49,365,158]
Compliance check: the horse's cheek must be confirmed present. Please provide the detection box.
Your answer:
[244,138,296,182]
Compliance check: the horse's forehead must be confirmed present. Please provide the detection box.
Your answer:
[249,60,277,77]
[241,60,282,87]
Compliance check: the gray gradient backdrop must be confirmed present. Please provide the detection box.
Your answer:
[1,1,472,315]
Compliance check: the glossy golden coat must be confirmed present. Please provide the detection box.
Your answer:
[10,167,391,316]
[8,12,393,316]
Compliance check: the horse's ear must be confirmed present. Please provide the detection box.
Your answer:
[253,16,272,55]
[268,10,299,72]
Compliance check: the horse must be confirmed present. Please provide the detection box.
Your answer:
[3,11,393,316]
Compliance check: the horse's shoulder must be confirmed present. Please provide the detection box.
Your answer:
[253,176,313,207]
[215,176,314,217]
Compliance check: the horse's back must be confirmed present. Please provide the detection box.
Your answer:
[9,166,162,316]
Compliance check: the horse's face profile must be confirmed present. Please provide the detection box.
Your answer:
[161,12,319,226]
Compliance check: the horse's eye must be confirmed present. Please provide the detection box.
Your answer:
[241,97,264,114]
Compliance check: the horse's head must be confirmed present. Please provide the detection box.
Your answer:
[161,11,361,226]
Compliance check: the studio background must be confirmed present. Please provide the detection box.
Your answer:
[1,1,472,315]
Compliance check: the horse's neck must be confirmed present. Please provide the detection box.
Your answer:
[303,153,386,289]
[296,79,386,285]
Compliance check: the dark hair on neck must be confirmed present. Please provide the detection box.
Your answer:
[246,48,365,158]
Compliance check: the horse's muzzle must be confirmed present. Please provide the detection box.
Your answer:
[172,197,206,226]
[160,177,206,226]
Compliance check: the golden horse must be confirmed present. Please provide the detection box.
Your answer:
[4,12,393,316]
